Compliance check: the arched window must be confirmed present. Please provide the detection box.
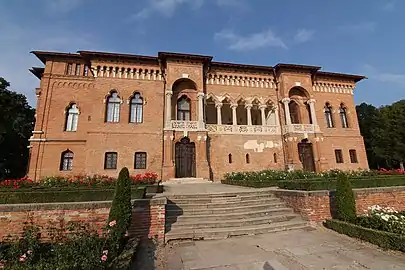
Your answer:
[245,153,250,164]
[289,101,300,124]
[129,92,143,123]
[324,103,334,128]
[228,154,233,164]
[177,96,191,121]
[65,103,79,131]
[60,150,73,171]
[106,91,121,122]
[340,104,349,128]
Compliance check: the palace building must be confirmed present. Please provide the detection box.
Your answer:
[28,50,368,181]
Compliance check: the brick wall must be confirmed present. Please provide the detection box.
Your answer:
[0,197,167,242]
[275,186,405,223]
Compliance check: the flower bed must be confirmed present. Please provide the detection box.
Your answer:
[324,205,405,252]
[0,172,159,190]
[222,169,405,190]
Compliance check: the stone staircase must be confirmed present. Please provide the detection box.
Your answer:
[165,189,309,242]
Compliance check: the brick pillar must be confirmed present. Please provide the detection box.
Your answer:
[162,130,175,181]
[196,131,210,180]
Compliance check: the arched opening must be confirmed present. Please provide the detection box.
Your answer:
[265,101,277,125]
[273,153,277,163]
[177,95,191,121]
[171,78,197,121]
[129,92,143,123]
[205,96,217,124]
[105,91,121,123]
[228,153,233,164]
[65,103,79,131]
[324,102,334,128]
[221,97,233,125]
[251,99,262,125]
[288,87,310,124]
[306,103,313,124]
[236,98,247,125]
[298,139,315,172]
[245,153,250,164]
[340,103,349,128]
[289,101,300,124]
[60,150,74,171]
[175,137,196,178]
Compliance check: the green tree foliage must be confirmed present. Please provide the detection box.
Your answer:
[335,173,356,221]
[107,167,133,253]
[0,77,35,180]
[357,101,405,169]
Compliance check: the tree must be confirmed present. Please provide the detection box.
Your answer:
[0,77,35,180]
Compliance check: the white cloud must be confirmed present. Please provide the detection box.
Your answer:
[363,64,405,87]
[214,28,287,51]
[382,0,396,11]
[294,29,315,43]
[338,22,376,34]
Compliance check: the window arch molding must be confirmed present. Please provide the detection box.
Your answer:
[177,95,191,121]
[64,102,80,131]
[339,103,349,128]
[105,90,122,123]
[129,92,144,123]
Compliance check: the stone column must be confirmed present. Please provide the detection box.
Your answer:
[165,90,173,129]
[259,105,267,126]
[307,99,317,126]
[245,104,253,126]
[281,98,291,125]
[231,103,238,125]
[197,92,205,130]
[215,103,222,125]
[274,106,280,126]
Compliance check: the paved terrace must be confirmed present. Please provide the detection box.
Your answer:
[162,182,275,195]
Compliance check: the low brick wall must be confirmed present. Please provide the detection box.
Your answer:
[0,197,167,242]
[275,186,405,222]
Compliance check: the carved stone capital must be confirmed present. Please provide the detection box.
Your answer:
[259,105,267,110]
[197,92,205,98]
[244,103,253,109]
[307,99,316,104]
[165,90,173,97]
[230,103,238,109]
[281,98,291,104]
[215,102,223,109]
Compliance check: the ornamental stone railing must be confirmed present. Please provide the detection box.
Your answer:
[170,120,200,131]
[206,124,280,135]
[282,124,320,134]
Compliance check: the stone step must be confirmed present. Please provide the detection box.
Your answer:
[165,218,309,242]
[166,189,274,200]
[166,213,299,230]
[166,207,294,222]
[166,202,287,216]
[166,178,209,184]
[166,198,280,209]
[167,193,275,204]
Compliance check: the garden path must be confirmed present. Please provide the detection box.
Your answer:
[165,227,405,270]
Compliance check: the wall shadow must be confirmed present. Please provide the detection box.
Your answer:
[329,190,337,219]
[165,199,183,234]
[206,136,214,181]
[263,261,275,270]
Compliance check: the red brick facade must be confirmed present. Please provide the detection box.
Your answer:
[275,186,405,222]
[0,198,166,242]
[28,50,368,181]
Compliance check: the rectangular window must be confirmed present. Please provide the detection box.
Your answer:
[134,152,147,169]
[104,152,118,169]
[66,63,73,75]
[349,149,358,163]
[75,64,81,76]
[335,149,343,164]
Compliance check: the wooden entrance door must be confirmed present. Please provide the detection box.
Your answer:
[175,137,196,178]
[298,142,316,172]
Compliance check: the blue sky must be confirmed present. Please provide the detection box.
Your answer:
[1,0,404,107]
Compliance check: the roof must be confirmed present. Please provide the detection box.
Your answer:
[275,63,321,73]
[30,51,82,64]
[78,51,158,63]
[158,52,213,63]
[29,67,45,79]
[315,71,367,83]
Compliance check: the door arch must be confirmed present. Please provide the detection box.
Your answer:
[298,140,316,172]
[175,137,196,178]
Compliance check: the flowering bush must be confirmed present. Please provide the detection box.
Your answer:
[0,172,159,190]
[355,205,405,235]
[378,168,405,175]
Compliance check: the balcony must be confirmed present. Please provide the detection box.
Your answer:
[282,124,320,134]
[206,124,280,135]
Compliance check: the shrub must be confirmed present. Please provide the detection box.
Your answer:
[335,173,356,221]
[107,167,133,255]
[324,219,405,252]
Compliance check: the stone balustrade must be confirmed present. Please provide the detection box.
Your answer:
[92,66,163,81]
[206,74,275,88]
[282,124,320,134]
[206,124,280,135]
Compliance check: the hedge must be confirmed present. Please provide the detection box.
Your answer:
[221,179,279,188]
[277,175,405,191]
[0,187,146,204]
[324,219,405,252]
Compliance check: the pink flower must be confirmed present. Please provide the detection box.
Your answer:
[125,230,129,237]
[27,250,32,255]
[19,254,27,262]
[101,255,108,262]
[109,220,116,227]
